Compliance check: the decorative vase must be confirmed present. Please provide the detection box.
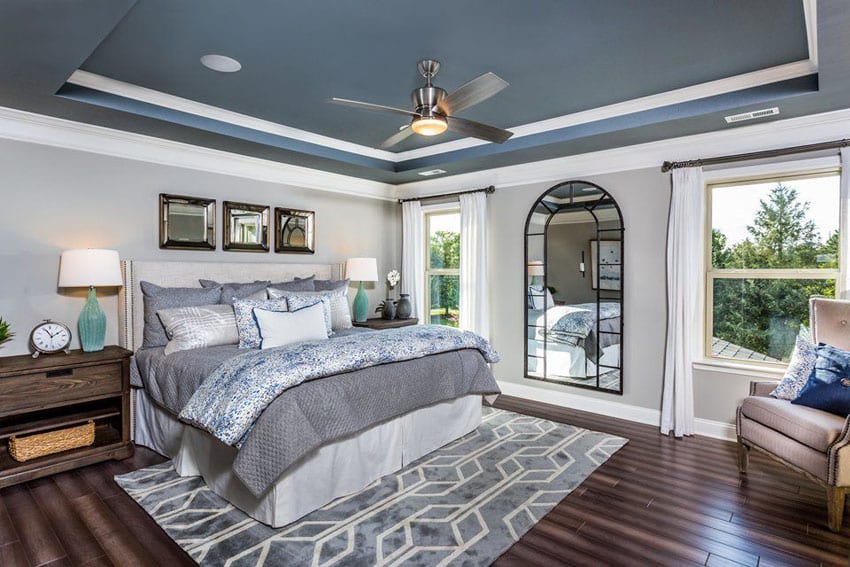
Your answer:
[353,281,369,323]
[79,286,106,352]
[381,300,396,320]
[396,294,412,319]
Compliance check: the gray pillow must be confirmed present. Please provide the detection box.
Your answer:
[140,282,222,348]
[198,280,271,304]
[268,276,315,293]
[314,278,351,291]
[268,288,351,332]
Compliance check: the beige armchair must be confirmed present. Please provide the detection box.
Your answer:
[737,297,850,532]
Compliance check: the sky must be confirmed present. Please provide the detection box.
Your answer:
[429,211,460,234]
[712,174,840,245]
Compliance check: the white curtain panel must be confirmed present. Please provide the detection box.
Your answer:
[661,166,705,437]
[459,192,490,338]
[401,200,424,320]
[840,149,850,299]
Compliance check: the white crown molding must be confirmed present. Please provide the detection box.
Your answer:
[395,106,850,198]
[68,70,399,162]
[496,380,736,442]
[0,105,395,201]
[68,18,817,167]
[70,58,817,165]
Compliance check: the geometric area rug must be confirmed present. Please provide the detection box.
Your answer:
[115,408,627,566]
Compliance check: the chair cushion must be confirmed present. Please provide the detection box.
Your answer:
[740,396,845,453]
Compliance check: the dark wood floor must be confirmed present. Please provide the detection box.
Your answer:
[1,396,848,566]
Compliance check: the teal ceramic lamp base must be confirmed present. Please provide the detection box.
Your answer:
[79,286,106,352]
[353,281,368,322]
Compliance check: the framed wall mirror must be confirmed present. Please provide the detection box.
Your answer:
[524,181,624,394]
[223,201,270,252]
[275,208,315,254]
[159,194,216,250]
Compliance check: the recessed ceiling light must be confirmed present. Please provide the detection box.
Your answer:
[200,54,241,73]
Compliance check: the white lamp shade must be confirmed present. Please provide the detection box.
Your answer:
[58,249,123,288]
[345,257,378,282]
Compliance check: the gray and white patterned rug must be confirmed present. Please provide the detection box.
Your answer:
[116,408,627,566]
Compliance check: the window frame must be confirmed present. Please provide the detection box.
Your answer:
[423,205,461,327]
[704,167,842,369]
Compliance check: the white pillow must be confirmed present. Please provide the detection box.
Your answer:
[267,288,352,331]
[156,304,238,355]
[254,303,328,349]
[528,286,554,310]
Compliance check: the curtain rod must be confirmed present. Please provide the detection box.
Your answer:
[661,138,850,173]
[397,185,495,204]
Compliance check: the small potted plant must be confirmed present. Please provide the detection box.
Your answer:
[0,317,14,349]
[378,270,402,320]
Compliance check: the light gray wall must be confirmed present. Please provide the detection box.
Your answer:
[489,167,756,423]
[546,220,619,305]
[0,139,399,356]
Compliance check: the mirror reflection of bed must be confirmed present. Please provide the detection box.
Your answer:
[525,181,624,394]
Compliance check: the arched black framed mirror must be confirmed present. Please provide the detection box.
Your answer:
[524,181,624,394]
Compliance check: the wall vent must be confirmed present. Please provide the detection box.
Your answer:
[418,169,447,176]
[724,107,779,124]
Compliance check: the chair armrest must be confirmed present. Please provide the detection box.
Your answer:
[749,381,777,397]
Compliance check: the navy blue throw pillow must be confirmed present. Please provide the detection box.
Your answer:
[792,343,850,416]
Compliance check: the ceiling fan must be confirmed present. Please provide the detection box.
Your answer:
[329,59,513,149]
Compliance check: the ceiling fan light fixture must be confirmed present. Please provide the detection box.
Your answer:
[411,116,448,136]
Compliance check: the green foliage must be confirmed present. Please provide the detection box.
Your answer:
[429,230,460,326]
[712,183,836,360]
[0,318,13,347]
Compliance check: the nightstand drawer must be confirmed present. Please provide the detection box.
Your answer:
[0,363,123,416]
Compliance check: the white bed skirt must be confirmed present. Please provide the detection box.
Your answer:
[134,390,483,527]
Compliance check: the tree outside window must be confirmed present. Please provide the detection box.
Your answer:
[708,173,840,363]
[425,211,460,327]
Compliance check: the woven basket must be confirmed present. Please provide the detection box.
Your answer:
[9,420,95,462]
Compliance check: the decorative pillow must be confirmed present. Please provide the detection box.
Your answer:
[156,304,238,355]
[792,343,850,416]
[771,327,817,400]
[198,280,271,305]
[314,278,351,291]
[140,282,222,348]
[254,303,328,349]
[268,277,315,294]
[232,298,288,348]
[268,288,350,331]
[280,294,334,335]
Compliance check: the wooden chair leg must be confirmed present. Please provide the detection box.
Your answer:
[827,486,846,532]
[737,440,749,474]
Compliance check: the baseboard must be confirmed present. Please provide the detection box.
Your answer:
[496,380,737,443]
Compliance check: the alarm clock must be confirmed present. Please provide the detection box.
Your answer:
[29,319,72,358]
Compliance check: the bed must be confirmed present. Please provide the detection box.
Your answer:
[119,260,499,527]
[527,302,621,381]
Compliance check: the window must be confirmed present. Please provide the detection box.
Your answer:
[707,171,841,364]
[425,209,460,327]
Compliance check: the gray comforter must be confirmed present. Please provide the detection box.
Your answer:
[134,329,500,497]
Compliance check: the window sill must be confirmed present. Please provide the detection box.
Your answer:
[693,359,785,380]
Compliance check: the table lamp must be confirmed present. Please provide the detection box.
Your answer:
[345,257,378,323]
[58,249,123,352]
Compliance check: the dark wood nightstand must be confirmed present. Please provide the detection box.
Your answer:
[0,345,133,488]
[353,318,419,330]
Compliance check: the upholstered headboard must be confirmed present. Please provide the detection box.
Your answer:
[118,260,343,352]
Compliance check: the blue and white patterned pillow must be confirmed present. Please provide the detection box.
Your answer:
[771,327,817,400]
[233,298,288,349]
[284,295,334,336]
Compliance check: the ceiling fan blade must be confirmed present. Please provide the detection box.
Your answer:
[379,124,414,149]
[447,116,513,144]
[437,72,509,116]
[329,97,419,118]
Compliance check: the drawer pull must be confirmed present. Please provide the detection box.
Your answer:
[46,369,73,378]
